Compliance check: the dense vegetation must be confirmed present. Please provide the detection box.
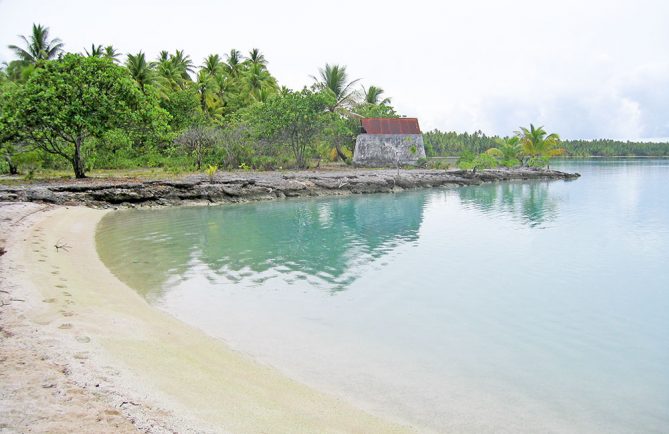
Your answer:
[0,24,397,177]
[1,24,667,178]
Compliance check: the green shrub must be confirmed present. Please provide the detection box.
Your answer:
[204,164,217,181]
[13,150,42,177]
[527,156,550,168]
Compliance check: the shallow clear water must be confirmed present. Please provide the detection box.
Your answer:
[97,159,669,433]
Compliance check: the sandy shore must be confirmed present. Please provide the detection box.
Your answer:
[0,203,412,433]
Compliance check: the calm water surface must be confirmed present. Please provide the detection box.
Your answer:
[97,159,669,433]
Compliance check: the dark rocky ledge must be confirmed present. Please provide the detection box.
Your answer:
[0,168,580,208]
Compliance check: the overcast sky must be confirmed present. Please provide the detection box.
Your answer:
[1,0,667,139]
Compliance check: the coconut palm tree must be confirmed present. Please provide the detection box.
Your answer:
[224,49,244,77]
[103,45,121,63]
[155,59,182,93]
[157,50,170,63]
[125,51,154,92]
[312,63,360,112]
[171,50,194,80]
[195,70,223,118]
[247,48,267,67]
[245,62,277,102]
[515,124,564,167]
[202,54,223,76]
[84,44,104,57]
[8,23,64,64]
[486,136,522,166]
[362,85,391,105]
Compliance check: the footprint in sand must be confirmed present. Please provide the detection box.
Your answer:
[38,259,46,262]
[62,291,71,297]
[75,336,90,343]
[74,352,89,360]
[61,311,74,317]
[55,284,67,289]
[64,299,75,306]
[42,298,57,303]
[58,323,73,330]
[50,270,59,275]
[103,366,120,376]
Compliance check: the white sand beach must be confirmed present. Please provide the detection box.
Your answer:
[0,203,411,433]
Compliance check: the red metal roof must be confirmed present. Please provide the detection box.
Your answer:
[361,118,421,135]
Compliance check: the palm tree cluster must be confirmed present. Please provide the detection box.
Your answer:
[311,63,393,115]
[122,47,279,119]
[83,44,121,63]
[482,124,563,168]
[4,23,396,125]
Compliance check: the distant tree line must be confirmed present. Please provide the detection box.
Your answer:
[424,131,669,158]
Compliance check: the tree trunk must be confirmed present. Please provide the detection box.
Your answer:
[334,143,349,163]
[73,137,86,178]
[6,156,18,175]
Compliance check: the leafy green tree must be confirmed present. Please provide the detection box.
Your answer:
[158,85,204,132]
[322,113,357,163]
[215,123,254,168]
[0,80,24,174]
[2,54,170,178]
[8,23,63,64]
[3,60,33,82]
[248,89,332,168]
[354,101,398,118]
[174,126,220,170]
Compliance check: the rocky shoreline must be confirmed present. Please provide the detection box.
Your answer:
[0,168,580,208]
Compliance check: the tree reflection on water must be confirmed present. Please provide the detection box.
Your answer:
[458,181,560,228]
[97,192,427,298]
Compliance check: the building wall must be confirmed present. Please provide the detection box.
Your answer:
[353,134,426,167]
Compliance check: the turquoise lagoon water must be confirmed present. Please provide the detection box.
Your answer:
[97,160,669,433]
